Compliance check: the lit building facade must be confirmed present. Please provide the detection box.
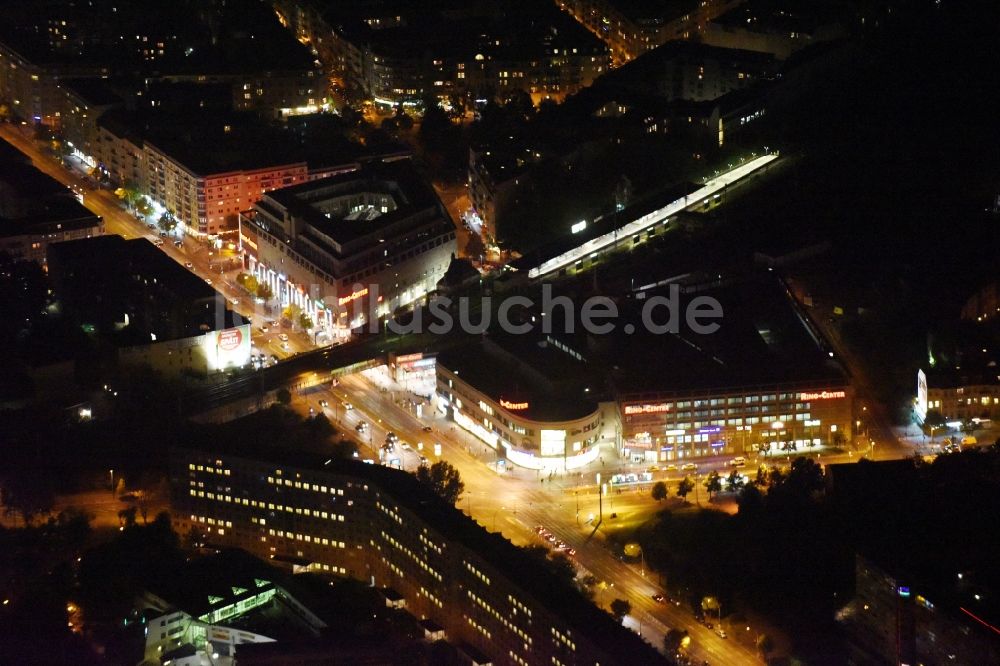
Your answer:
[0,39,108,126]
[920,375,1000,423]
[619,381,855,462]
[843,555,1000,666]
[169,447,666,665]
[554,0,744,65]
[436,362,609,472]
[143,141,311,235]
[246,159,456,340]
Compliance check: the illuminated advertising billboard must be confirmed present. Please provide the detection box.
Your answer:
[205,324,251,371]
[916,369,928,418]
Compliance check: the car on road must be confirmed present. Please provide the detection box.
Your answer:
[681,462,698,471]
[344,402,353,411]
[277,333,289,342]
[355,422,368,433]
[184,261,193,269]
[173,240,182,248]
[666,464,677,471]
[419,455,429,465]
[386,432,399,443]
[259,325,269,333]
[401,442,412,450]
[152,238,164,246]
[647,465,660,472]
[230,298,239,306]
[652,593,665,604]
[318,399,329,408]
[729,456,747,468]
[422,425,433,432]
[204,278,212,285]
[715,628,727,639]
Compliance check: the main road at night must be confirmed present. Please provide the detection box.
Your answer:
[0,123,314,359]
[295,371,764,665]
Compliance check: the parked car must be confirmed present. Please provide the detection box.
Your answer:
[277,333,289,342]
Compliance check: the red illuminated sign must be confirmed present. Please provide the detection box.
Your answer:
[624,403,670,415]
[217,328,243,351]
[338,287,369,306]
[500,399,529,411]
[799,390,846,401]
[395,353,424,364]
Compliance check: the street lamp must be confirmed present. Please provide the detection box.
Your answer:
[109,469,115,498]
[596,473,603,524]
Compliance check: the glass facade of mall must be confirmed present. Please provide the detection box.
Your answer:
[619,381,854,462]
[435,363,607,471]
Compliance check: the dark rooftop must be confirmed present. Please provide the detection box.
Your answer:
[59,77,121,107]
[437,332,602,422]
[146,548,284,619]
[97,108,373,176]
[712,0,849,34]
[609,273,848,395]
[609,0,698,23]
[0,148,102,238]
[261,159,446,245]
[47,236,245,343]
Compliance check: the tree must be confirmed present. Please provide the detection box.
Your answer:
[135,196,152,217]
[755,465,770,487]
[157,213,177,233]
[705,470,722,499]
[609,598,631,624]
[115,181,142,210]
[1,472,56,526]
[676,476,695,502]
[831,429,847,448]
[299,312,314,331]
[276,388,292,405]
[664,628,689,654]
[256,282,273,302]
[238,272,259,294]
[548,552,577,583]
[651,481,668,501]
[117,505,138,528]
[923,409,945,427]
[415,461,465,505]
[725,469,745,493]
[757,633,775,660]
[282,302,302,324]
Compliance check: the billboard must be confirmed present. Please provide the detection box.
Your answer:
[204,324,251,371]
[916,369,928,418]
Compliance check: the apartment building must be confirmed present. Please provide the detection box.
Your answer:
[169,444,667,665]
